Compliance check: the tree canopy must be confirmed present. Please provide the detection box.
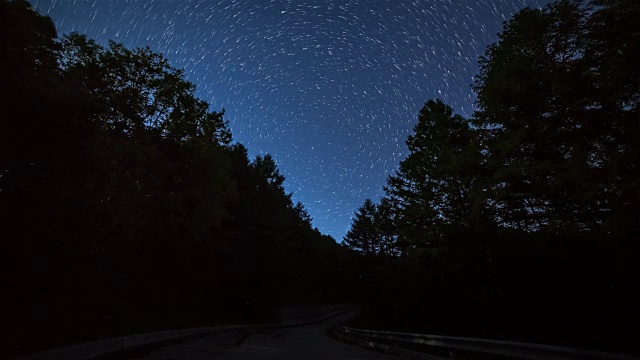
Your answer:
[343,0,639,353]
[3,0,639,356]
[0,1,354,356]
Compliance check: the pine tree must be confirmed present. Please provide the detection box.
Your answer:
[343,199,382,255]
[385,99,478,248]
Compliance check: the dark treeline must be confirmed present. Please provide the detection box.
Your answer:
[2,0,640,357]
[0,0,356,357]
[343,0,639,354]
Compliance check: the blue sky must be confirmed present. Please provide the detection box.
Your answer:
[34,0,550,240]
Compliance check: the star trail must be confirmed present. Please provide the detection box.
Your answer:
[33,0,551,240]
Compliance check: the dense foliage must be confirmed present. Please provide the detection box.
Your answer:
[3,0,639,356]
[0,0,355,356]
[344,0,639,354]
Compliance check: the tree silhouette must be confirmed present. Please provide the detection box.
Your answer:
[1,1,354,356]
[347,0,640,354]
[343,199,382,256]
[385,99,478,248]
[474,0,640,234]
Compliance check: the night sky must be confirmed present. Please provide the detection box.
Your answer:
[33,0,550,241]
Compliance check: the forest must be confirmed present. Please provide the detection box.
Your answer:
[342,0,639,354]
[1,0,638,357]
[1,0,354,356]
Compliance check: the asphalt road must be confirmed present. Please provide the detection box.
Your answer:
[117,311,406,360]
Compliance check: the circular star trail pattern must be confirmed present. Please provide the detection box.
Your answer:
[34,0,550,240]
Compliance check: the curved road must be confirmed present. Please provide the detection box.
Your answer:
[121,311,406,360]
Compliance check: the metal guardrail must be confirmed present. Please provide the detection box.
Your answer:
[334,326,640,360]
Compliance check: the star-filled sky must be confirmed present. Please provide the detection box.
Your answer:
[33,0,550,241]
